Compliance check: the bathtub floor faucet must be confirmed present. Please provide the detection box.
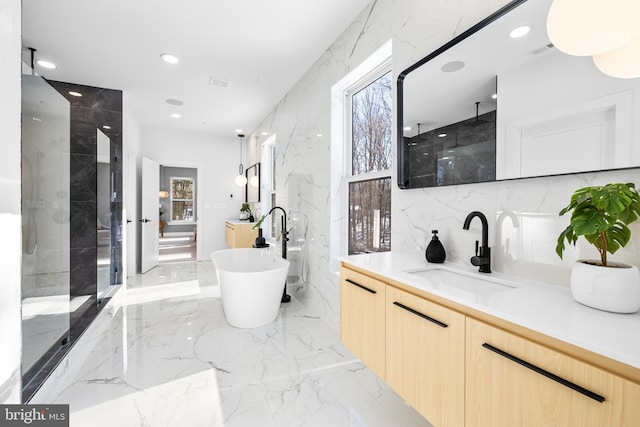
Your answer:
[268,206,291,303]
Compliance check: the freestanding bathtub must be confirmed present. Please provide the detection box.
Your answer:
[211,248,289,328]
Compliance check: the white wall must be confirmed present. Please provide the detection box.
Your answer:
[140,127,245,259]
[249,0,640,330]
[0,0,22,403]
[123,93,142,276]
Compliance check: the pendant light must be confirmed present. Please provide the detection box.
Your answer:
[235,134,247,186]
[159,165,169,198]
[547,0,640,78]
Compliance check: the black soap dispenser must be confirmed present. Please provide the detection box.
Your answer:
[426,230,446,263]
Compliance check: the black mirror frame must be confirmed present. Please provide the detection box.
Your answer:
[245,162,261,203]
[396,0,527,189]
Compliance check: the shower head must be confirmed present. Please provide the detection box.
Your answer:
[465,101,488,127]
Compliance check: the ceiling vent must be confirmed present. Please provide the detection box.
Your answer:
[209,77,230,88]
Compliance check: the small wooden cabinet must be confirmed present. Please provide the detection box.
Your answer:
[386,286,465,426]
[340,267,386,379]
[466,318,640,427]
[225,221,258,248]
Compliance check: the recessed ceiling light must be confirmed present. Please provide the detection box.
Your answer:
[102,125,111,130]
[171,113,181,118]
[510,25,531,39]
[316,133,323,138]
[68,91,82,97]
[235,128,244,133]
[404,126,412,131]
[491,93,498,99]
[166,98,183,106]
[261,131,269,136]
[36,59,56,69]
[438,133,447,138]
[441,61,465,73]
[160,53,179,64]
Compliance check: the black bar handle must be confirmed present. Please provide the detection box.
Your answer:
[392,301,448,328]
[345,279,376,294]
[481,343,605,403]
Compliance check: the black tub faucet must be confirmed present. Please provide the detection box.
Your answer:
[462,211,491,273]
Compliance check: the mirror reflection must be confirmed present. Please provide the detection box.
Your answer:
[246,163,260,203]
[398,0,640,189]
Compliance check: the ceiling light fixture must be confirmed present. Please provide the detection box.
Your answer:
[36,59,56,69]
[160,53,179,64]
[547,0,640,78]
[438,133,447,138]
[235,134,247,187]
[68,91,82,97]
[509,25,531,39]
[171,113,181,118]
[102,125,111,130]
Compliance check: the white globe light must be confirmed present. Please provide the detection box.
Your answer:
[547,0,640,56]
[593,36,640,78]
[235,175,247,186]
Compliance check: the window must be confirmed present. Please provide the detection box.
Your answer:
[260,134,277,238]
[347,71,392,254]
[170,177,195,222]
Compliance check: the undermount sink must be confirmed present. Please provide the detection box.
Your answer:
[404,267,518,303]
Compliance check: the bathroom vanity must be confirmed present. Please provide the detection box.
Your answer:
[340,251,640,427]
[225,220,258,248]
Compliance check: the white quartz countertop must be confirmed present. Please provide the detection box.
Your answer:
[341,251,640,371]
[225,219,257,225]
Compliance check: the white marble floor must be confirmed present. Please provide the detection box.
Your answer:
[33,261,432,427]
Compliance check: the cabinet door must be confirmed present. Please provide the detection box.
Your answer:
[340,267,386,379]
[386,286,465,427]
[466,318,640,427]
[225,222,236,248]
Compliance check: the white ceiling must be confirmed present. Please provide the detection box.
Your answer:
[22,0,370,138]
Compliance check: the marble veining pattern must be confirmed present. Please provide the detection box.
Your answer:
[32,261,431,427]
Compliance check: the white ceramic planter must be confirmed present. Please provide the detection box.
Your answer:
[570,260,640,313]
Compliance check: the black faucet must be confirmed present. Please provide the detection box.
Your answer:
[462,211,491,273]
[268,206,291,303]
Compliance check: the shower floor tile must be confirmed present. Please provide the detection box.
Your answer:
[32,261,432,427]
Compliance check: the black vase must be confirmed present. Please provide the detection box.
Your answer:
[254,228,268,248]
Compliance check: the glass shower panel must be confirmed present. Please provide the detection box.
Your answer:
[97,129,111,300]
[21,74,71,377]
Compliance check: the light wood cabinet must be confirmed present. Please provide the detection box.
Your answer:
[225,221,258,248]
[340,267,386,379]
[386,286,465,427]
[466,318,640,427]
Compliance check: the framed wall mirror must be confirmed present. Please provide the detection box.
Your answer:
[245,162,260,203]
[397,0,640,189]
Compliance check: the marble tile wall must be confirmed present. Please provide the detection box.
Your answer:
[250,0,640,330]
[49,81,124,297]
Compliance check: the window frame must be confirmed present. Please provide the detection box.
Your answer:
[344,65,393,255]
[168,176,196,224]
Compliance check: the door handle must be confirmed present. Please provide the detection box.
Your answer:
[127,219,132,224]
[139,218,151,223]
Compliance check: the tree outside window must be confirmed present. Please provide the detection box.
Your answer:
[170,177,195,222]
[348,71,392,254]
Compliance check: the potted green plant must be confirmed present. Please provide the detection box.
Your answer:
[556,182,640,313]
[239,202,251,220]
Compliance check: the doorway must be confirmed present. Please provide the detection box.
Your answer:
[158,164,199,263]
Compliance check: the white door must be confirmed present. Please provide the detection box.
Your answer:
[141,157,159,273]
[124,150,137,276]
